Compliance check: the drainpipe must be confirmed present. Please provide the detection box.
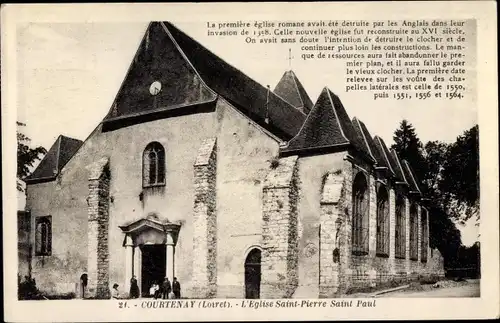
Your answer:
[265,85,270,124]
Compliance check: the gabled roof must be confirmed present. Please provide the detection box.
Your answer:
[280,87,373,160]
[103,21,305,140]
[163,22,305,140]
[25,135,83,184]
[390,149,409,184]
[402,160,422,194]
[372,135,396,176]
[351,118,378,163]
[273,70,314,115]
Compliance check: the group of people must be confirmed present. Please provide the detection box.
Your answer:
[111,276,181,299]
[149,277,182,299]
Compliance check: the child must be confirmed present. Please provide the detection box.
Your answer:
[111,283,121,299]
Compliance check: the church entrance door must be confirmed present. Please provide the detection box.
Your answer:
[140,244,166,297]
[244,248,261,299]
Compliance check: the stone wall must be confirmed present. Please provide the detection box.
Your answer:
[192,138,217,298]
[319,172,344,297]
[261,155,299,298]
[87,157,111,299]
[335,153,442,294]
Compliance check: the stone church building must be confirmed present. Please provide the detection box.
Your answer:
[22,21,444,299]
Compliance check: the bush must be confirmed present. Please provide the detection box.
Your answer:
[18,276,76,300]
[42,292,76,300]
[18,276,43,300]
[419,274,440,285]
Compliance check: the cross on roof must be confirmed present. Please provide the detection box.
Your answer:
[288,48,294,69]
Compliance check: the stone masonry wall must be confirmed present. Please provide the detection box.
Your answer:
[336,154,442,293]
[261,155,299,298]
[87,157,111,299]
[319,172,344,298]
[192,138,217,298]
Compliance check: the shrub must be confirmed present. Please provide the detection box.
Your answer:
[419,274,440,285]
[18,276,43,300]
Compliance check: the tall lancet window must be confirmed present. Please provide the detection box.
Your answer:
[352,172,369,255]
[395,194,406,259]
[410,203,419,261]
[35,216,52,256]
[376,186,390,257]
[143,142,166,187]
[421,208,428,263]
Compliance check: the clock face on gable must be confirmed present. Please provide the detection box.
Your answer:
[149,81,162,95]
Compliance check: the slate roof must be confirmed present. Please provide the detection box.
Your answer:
[281,87,374,161]
[402,160,422,194]
[352,118,378,163]
[372,136,396,175]
[390,149,409,185]
[273,70,314,115]
[103,21,305,140]
[25,135,83,184]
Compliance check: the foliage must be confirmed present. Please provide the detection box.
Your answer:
[18,275,42,300]
[391,120,480,265]
[440,125,479,222]
[391,120,479,223]
[391,120,428,190]
[17,122,47,192]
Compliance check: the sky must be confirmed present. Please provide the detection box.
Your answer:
[15,21,479,245]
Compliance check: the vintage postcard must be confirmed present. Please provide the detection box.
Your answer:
[2,2,498,322]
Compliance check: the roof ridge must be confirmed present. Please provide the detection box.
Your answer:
[326,88,349,143]
[353,117,375,161]
[391,149,408,183]
[281,94,318,148]
[290,71,305,108]
[55,135,62,175]
[403,160,421,193]
[374,135,396,175]
[160,22,218,99]
[103,22,153,120]
[162,21,299,114]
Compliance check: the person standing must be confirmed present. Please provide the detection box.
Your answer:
[129,275,139,299]
[80,273,88,299]
[172,277,181,299]
[162,277,171,299]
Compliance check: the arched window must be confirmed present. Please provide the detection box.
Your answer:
[395,195,406,259]
[376,186,390,257]
[245,248,261,299]
[421,208,428,263]
[352,172,369,255]
[35,216,52,256]
[143,142,165,187]
[409,203,419,260]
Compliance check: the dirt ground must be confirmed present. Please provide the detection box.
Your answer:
[378,279,480,298]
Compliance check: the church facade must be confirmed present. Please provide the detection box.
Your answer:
[22,21,444,299]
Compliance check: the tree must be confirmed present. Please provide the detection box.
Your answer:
[391,120,463,265]
[423,140,449,196]
[17,122,47,192]
[440,125,479,222]
[391,120,428,193]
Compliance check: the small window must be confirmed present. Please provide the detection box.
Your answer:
[35,216,52,256]
[143,142,166,187]
[376,187,390,257]
[395,195,406,259]
[352,172,369,255]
